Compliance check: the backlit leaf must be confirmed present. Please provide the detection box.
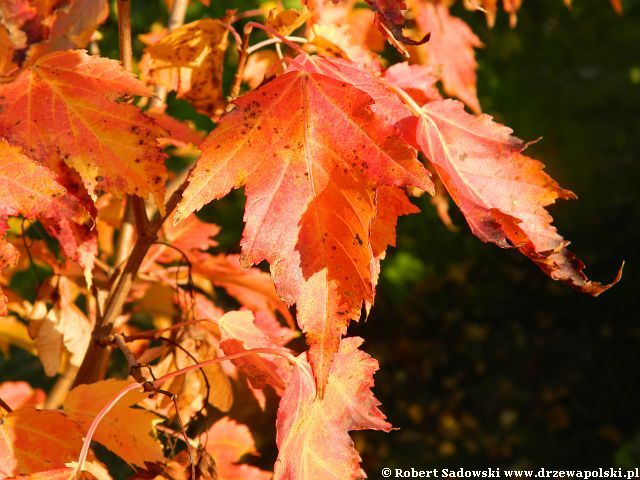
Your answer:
[203,416,272,480]
[0,50,168,209]
[274,337,391,479]
[0,409,85,477]
[175,63,431,393]
[412,0,483,113]
[141,18,229,117]
[219,310,293,394]
[64,379,165,467]
[404,99,622,295]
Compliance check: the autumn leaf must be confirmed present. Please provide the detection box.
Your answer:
[24,0,109,65]
[403,99,622,295]
[383,61,442,106]
[0,315,35,356]
[0,408,85,477]
[203,416,272,480]
[411,0,483,113]
[146,105,206,148]
[23,461,111,480]
[371,186,419,258]
[144,449,216,480]
[274,337,391,479]
[362,0,429,54]
[64,379,165,467]
[141,18,229,117]
[152,213,219,264]
[0,381,45,413]
[26,277,92,376]
[0,0,108,74]
[147,321,234,416]
[288,54,412,126]
[243,50,282,89]
[175,62,431,393]
[0,50,168,209]
[191,252,294,328]
[0,140,96,310]
[219,310,293,394]
[0,238,19,316]
[266,7,312,36]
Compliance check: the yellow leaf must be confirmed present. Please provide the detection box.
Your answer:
[142,18,229,117]
[64,379,165,467]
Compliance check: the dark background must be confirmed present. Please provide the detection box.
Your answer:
[1,0,639,474]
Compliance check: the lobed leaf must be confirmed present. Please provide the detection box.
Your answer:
[411,0,483,113]
[403,99,622,295]
[176,63,431,393]
[0,50,168,209]
[274,337,391,479]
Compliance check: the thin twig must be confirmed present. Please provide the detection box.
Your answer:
[163,389,196,480]
[229,25,252,100]
[231,9,264,22]
[0,396,13,412]
[230,23,308,100]
[112,333,149,385]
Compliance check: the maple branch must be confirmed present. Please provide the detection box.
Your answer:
[111,333,149,385]
[75,347,296,476]
[116,0,133,72]
[73,181,189,387]
[71,0,196,387]
[230,25,252,100]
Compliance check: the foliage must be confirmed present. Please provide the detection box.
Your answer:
[0,0,628,478]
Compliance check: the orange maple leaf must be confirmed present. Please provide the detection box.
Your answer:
[64,379,165,467]
[175,62,431,394]
[0,0,108,75]
[403,99,622,295]
[0,408,85,477]
[412,0,483,113]
[219,310,293,394]
[203,416,272,480]
[274,337,391,479]
[0,50,167,209]
[0,140,96,314]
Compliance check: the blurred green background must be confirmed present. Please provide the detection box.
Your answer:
[2,0,639,474]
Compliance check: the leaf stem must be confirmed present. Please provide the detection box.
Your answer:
[74,347,297,476]
[246,36,308,55]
